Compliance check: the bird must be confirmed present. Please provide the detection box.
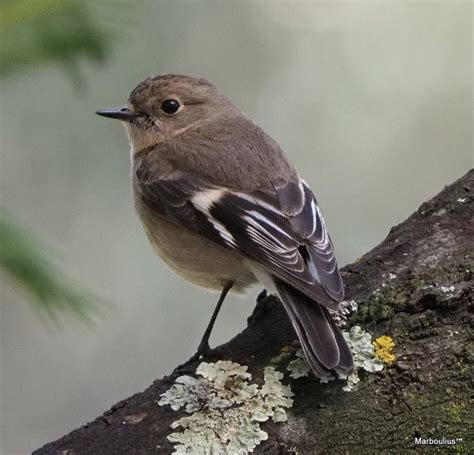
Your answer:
[96,74,353,378]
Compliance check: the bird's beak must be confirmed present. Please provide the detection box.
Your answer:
[96,107,141,121]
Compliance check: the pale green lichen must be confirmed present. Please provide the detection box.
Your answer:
[329,299,358,328]
[158,374,214,413]
[158,360,294,454]
[439,285,456,296]
[287,349,310,379]
[345,326,384,373]
[340,325,384,391]
[287,325,384,391]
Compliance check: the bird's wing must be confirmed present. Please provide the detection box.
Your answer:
[136,170,344,308]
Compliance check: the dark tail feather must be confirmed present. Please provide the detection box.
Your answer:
[274,279,353,379]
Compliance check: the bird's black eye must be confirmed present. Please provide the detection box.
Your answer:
[160,99,181,115]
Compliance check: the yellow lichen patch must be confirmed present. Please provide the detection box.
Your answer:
[373,335,396,365]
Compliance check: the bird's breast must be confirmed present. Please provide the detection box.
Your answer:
[135,203,256,292]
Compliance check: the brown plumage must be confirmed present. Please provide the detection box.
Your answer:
[97,74,353,378]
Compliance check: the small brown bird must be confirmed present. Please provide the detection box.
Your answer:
[97,74,353,378]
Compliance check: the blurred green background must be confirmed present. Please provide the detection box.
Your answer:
[0,1,472,453]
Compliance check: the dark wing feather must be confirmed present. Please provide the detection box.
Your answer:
[273,179,344,301]
[274,278,353,377]
[135,170,344,308]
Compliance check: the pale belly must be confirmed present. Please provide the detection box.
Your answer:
[139,211,257,292]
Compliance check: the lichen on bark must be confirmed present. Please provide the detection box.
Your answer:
[158,361,294,454]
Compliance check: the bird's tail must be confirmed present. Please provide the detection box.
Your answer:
[274,279,353,379]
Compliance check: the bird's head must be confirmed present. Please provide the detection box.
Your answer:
[97,74,237,155]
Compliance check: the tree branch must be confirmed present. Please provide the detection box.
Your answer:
[35,170,473,454]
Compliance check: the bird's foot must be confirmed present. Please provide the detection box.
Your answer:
[183,341,213,366]
[257,289,267,302]
[196,340,213,358]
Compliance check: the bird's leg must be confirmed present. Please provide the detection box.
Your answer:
[193,280,234,360]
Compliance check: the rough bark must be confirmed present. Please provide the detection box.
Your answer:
[35,171,473,455]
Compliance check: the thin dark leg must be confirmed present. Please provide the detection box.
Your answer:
[195,280,234,355]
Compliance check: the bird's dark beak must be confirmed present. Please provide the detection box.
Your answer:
[96,107,141,121]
